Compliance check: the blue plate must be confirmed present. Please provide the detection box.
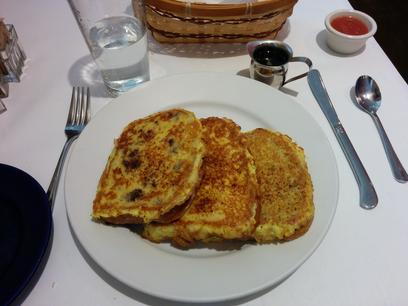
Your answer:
[0,164,52,305]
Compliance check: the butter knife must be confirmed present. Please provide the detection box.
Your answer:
[307,69,378,209]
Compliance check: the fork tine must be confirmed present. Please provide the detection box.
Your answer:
[69,86,90,126]
[85,87,91,124]
[79,86,89,125]
[74,86,81,125]
[78,87,85,125]
[74,87,83,125]
[67,87,76,125]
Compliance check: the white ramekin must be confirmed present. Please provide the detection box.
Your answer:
[325,9,377,54]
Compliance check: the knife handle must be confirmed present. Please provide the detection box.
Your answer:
[332,122,378,209]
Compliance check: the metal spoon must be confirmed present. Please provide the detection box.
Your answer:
[355,75,408,183]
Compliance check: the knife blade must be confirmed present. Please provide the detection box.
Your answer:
[307,69,378,209]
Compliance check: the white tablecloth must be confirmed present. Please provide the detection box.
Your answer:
[1,0,408,305]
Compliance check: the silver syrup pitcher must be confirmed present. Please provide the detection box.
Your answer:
[247,40,312,88]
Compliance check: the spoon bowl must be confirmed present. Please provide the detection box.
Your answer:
[355,75,381,113]
[354,75,408,183]
[355,75,382,113]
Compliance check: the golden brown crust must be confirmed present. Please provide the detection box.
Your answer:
[282,216,313,241]
[93,109,314,247]
[155,191,194,223]
[243,128,314,243]
[92,109,205,224]
[101,214,144,225]
[142,117,259,246]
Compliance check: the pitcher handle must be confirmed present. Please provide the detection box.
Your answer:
[283,57,313,85]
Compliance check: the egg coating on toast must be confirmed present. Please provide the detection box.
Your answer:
[92,109,205,224]
[143,117,259,247]
[243,128,314,242]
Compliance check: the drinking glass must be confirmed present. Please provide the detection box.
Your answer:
[68,0,150,94]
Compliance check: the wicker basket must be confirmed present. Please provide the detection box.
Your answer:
[133,0,298,43]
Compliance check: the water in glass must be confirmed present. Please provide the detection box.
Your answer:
[89,16,149,93]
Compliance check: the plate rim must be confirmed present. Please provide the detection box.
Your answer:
[65,72,339,303]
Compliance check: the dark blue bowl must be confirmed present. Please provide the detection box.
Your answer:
[0,163,53,305]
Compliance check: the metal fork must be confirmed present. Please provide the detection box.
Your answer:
[47,87,90,210]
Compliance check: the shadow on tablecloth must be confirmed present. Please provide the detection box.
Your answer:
[315,30,365,57]
[67,55,115,99]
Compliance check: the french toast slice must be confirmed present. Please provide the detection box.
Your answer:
[92,108,205,224]
[243,128,314,243]
[142,117,259,247]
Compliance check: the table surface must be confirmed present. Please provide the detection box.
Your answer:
[1,0,408,305]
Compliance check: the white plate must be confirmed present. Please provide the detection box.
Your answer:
[65,72,339,303]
